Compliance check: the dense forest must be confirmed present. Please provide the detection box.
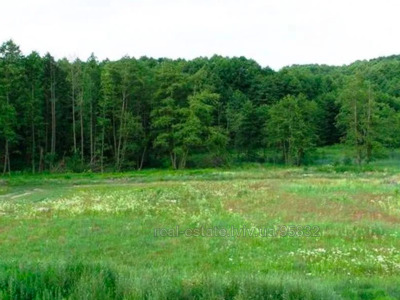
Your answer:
[1,39,400,174]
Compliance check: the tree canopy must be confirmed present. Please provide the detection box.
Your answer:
[1,40,400,173]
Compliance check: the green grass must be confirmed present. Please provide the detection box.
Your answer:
[1,156,400,298]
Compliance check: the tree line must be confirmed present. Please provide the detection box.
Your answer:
[1,40,400,174]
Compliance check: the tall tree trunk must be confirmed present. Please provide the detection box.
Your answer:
[3,140,10,175]
[90,99,94,164]
[170,152,177,169]
[80,94,84,162]
[3,93,11,175]
[179,149,188,169]
[39,147,44,172]
[366,84,372,163]
[50,64,56,168]
[100,108,106,173]
[32,121,36,174]
[282,141,288,164]
[116,92,127,170]
[51,95,56,155]
[45,93,49,157]
[3,139,8,176]
[353,98,361,166]
[100,129,105,173]
[112,113,117,162]
[31,85,36,174]
[120,133,128,170]
[71,68,77,154]
[3,139,11,175]
[138,145,147,170]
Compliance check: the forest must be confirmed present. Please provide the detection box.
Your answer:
[2,39,400,299]
[1,39,400,174]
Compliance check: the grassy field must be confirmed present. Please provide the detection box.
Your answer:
[0,155,400,299]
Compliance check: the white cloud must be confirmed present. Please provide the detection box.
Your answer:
[2,0,400,69]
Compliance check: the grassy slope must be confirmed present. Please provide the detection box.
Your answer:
[0,153,400,298]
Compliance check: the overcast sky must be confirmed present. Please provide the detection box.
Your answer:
[2,0,400,70]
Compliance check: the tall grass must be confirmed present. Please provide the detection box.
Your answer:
[0,262,343,300]
[1,262,399,299]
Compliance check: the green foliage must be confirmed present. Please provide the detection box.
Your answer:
[1,40,400,171]
[267,94,318,165]
[235,100,268,160]
[337,75,397,164]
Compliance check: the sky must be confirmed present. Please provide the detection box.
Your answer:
[2,0,400,70]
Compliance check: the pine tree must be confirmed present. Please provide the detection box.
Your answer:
[23,52,45,173]
[0,40,22,174]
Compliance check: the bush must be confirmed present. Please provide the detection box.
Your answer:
[66,154,85,173]
[342,157,353,166]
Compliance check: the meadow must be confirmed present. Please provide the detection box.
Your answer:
[0,149,400,299]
